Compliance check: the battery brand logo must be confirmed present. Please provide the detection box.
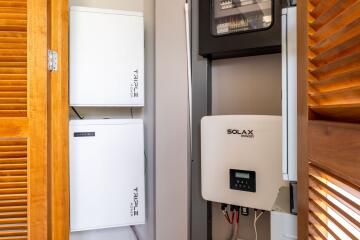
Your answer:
[74,132,95,137]
[130,69,139,99]
[130,187,139,217]
[227,129,254,138]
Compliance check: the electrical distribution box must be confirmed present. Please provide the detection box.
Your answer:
[201,115,287,211]
[69,119,145,232]
[199,0,282,59]
[70,7,144,107]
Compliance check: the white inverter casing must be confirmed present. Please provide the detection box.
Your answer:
[69,119,145,232]
[201,115,287,211]
[70,7,144,107]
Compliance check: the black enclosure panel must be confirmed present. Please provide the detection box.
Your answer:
[199,0,282,59]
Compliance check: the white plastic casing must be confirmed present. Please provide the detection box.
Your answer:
[201,115,287,211]
[70,7,144,107]
[271,211,297,240]
[69,119,145,232]
[282,7,297,182]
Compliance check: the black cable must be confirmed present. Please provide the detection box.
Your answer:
[130,225,140,240]
[71,106,84,119]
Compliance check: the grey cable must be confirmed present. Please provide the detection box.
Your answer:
[71,106,84,119]
[130,225,140,240]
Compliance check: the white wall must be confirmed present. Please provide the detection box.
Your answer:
[69,1,155,240]
[155,0,190,239]
[211,54,282,240]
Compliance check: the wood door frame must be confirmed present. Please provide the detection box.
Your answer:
[49,0,70,239]
[297,1,309,239]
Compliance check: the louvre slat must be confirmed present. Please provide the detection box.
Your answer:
[0,104,26,110]
[0,20,26,27]
[0,99,26,105]
[0,170,26,176]
[310,0,357,30]
[0,152,26,158]
[309,175,360,215]
[0,38,26,44]
[0,224,26,231]
[0,159,26,165]
[310,163,360,198]
[0,183,26,189]
[0,164,27,171]
[0,81,26,86]
[310,2,360,42]
[0,200,26,207]
[0,13,26,20]
[310,199,358,239]
[0,69,26,75]
[0,205,26,213]
[0,194,26,201]
[310,104,360,122]
[309,0,337,18]
[0,230,27,237]
[309,69,360,92]
[309,187,360,230]
[0,2,26,8]
[0,50,26,56]
[309,210,342,240]
[0,141,26,146]
[310,34,360,67]
[0,44,26,50]
[0,92,26,98]
[0,75,26,80]
[0,211,26,218]
[309,86,360,106]
[0,146,25,152]
[309,222,327,240]
[310,52,360,80]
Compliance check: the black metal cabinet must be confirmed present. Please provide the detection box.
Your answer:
[199,0,282,59]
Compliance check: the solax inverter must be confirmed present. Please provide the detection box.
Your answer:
[201,115,287,211]
[69,119,145,232]
[70,7,144,107]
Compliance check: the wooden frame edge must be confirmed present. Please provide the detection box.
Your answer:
[297,1,309,239]
[50,0,70,239]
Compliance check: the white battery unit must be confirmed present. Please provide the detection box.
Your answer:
[70,7,144,107]
[201,115,287,211]
[69,119,145,232]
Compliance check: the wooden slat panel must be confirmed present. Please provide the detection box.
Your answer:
[309,175,360,215]
[309,210,342,240]
[309,187,360,230]
[0,0,27,119]
[309,199,358,239]
[310,0,357,30]
[310,2,360,43]
[0,139,27,239]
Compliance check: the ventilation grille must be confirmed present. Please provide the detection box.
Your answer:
[0,139,27,240]
[307,0,360,122]
[308,163,360,240]
[0,0,27,118]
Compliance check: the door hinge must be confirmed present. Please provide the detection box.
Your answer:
[48,50,58,71]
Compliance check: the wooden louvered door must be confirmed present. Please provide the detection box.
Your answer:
[0,0,50,239]
[298,0,360,239]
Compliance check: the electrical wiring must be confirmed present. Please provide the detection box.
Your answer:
[130,225,140,240]
[223,209,231,223]
[130,107,134,119]
[253,210,264,240]
[71,106,84,119]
